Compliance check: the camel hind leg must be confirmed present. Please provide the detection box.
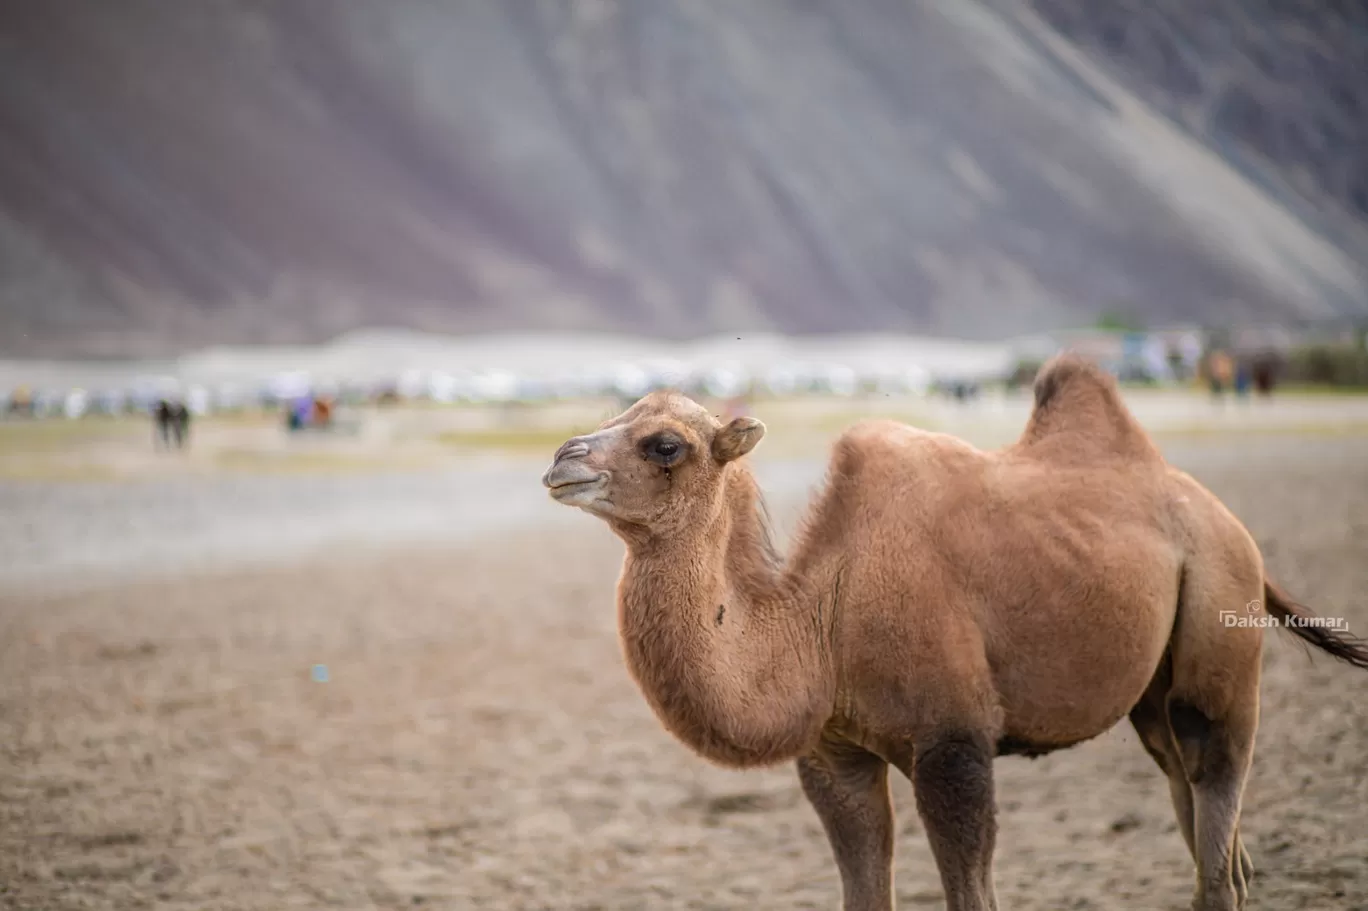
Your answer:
[1168,694,1258,911]
[1129,656,1255,901]
[1129,656,1196,855]
[1164,550,1265,911]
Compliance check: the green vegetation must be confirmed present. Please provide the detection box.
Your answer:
[1151,421,1368,440]
[1268,384,1368,398]
[0,417,143,452]
[1094,311,1145,332]
[212,449,429,475]
[0,461,125,483]
[803,410,943,437]
[1281,343,1368,388]
[434,426,587,453]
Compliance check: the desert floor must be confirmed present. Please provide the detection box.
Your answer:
[2,394,1366,910]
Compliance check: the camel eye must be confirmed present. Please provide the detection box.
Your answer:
[641,434,686,465]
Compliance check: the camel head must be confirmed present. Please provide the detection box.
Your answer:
[540,391,765,531]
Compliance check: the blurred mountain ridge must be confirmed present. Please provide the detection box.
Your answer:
[0,0,1365,357]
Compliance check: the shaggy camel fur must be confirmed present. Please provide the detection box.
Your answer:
[540,353,1368,911]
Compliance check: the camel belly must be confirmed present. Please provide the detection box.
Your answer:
[959,502,1182,754]
[989,593,1173,755]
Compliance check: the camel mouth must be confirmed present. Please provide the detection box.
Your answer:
[544,470,610,506]
[542,439,611,507]
[547,475,607,495]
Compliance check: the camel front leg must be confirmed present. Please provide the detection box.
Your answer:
[901,734,999,911]
[797,741,895,911]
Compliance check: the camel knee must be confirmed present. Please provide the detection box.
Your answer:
[1129,697,1177,776]
[1167,699,1213,783]
[797,749,892,842]
[1168,698,1253,786]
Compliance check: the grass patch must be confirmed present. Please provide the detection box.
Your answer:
[433,413,952,454]
[800,411,944,437]
[0,418,143,452]
[197,409,281,426]
[434,426,582,453]
[0,413,279,452]
[0,460,125,483]
[1258,385,1368,398]
[1151,421,1368,440]
[212,449,429,475]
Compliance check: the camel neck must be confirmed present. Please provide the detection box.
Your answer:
[615,464,835,768]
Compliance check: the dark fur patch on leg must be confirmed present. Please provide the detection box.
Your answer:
[913,736,996,843]
[1168,699,1229,784]
[906,734,999,908]
[1128,701,1174,775]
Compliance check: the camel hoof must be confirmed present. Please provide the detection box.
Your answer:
[1234,837,1254,908]
[1191,877,1241,911]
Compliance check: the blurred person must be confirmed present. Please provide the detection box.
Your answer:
[950,379,979,403]
[1206,349,1233,400]
[8,385,33,416]
[1234,359,1252,399]
[1178,331,1203,380]
[1252,354,1277,397]
[1165,342,1185,382]
[153,398,173,449]
[170,400,191,448]
[286,395,311,431]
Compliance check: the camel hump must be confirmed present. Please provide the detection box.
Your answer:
[1016,352,1161,462]
[1031,352,1113,412]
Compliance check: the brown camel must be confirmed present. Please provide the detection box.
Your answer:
[539,353,1368,911]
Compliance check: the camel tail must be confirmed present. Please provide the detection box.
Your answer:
[1264,580,1368,670]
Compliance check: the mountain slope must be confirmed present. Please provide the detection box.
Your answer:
[0,0,1364,357]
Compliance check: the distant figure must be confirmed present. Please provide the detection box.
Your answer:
[1252,355,1276,397]
[1207,350,1234,400]
[286,395,312,431]
[154,399,191,450]
[1165,343,1185,382]
[8,385,33,417]
[948,380,979,403]
[153,399,173,449]
[1234,361,1252,399]
[170,401,191,448]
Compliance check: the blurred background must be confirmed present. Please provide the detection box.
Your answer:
[2,3,1366,910]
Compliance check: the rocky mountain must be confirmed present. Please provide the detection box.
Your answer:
[1,0,1365,357]
[1027,0,1368,228]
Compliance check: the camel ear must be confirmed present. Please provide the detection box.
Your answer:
[712,416,765,462]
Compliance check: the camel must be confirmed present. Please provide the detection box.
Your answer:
[539,353,1368,911]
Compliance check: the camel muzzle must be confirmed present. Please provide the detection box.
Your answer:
[542,434,609,501]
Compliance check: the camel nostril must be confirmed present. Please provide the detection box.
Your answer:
[554,439,590,463]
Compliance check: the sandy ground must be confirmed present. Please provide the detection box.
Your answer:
[2,405,1367,909]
